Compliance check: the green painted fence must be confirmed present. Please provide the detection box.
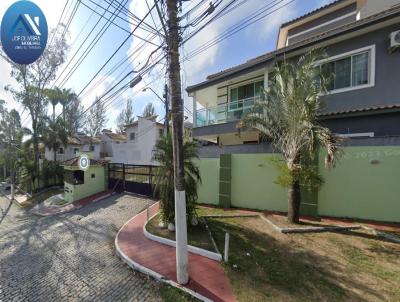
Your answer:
[196,146,400,223]
[196,158,220,205]
[230,154,287,212]
[319,146,400,223]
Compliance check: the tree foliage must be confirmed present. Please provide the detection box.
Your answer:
[0,101,25,184]
[241,50,342,223]
[64,92,84,135]
[153,133,201,224]
[142,102,156,118]
[2,26,69,190]
[116,99,134,133]
[84,98,107,140]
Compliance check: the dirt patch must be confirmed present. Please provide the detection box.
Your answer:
[264,212,357,229]
[206,214,400,302]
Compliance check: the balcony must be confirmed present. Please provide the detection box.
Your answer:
[195,96,260,127]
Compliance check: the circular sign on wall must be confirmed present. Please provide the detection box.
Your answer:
[1,1,48,65]
[79,155,90,171]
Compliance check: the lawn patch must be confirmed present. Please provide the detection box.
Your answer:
[160,284,199,302]
[198,205,400,302]
[146,213,217,252]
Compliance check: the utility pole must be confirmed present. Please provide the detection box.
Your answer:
[166,0,189,285]
[163,84,170,134]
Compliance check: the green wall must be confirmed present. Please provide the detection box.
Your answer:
[230,154,287,211]
[196,158,220,205]
[319,146,400,223]
[196,147,400,223]
[64,165,106,203]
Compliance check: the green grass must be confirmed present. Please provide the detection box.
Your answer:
[160,284,199,302]
[207,217,346,302]
[195,205,252,217]
[20,188,64,208]
[199,206,400,302]
[146,213,216,252]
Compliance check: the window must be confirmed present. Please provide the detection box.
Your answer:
[91,173,95,179]
[317,46,374,93]
[89,145,95,152]
[65,170,84,185]
[230,80,264,103]
[130,132,136,141]
[73,148,79,155]
[58,147,64,154]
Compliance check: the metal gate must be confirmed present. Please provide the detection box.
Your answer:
[108,163,158,197]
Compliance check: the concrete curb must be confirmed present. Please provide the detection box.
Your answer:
[203,214,259,218]
[260,215,362,233]
[362,226,400,244]
[144,212,223,262]
[115,203,213,302]
[31,192,115,217]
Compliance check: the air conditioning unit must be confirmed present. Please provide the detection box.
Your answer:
[389,30,400,53]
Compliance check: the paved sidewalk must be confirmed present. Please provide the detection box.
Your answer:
[116,203,236,302]
[31,190,113,216]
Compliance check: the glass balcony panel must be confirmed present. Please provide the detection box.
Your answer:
[195,96,260,127]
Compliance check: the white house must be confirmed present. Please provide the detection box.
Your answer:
[110,117,165,165]
[100,130,126,158]
[44,135,102,162]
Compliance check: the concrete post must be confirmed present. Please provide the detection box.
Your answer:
[224,232,230,262]
[175,190,189,283]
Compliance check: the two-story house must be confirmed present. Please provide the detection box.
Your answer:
[188,0,400,152]
[186,0,400,223]
[44,135,102,162]
[100,129,126,158]
[110,116,165,165]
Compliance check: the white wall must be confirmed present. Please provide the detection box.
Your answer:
[110,117,162,165]
[44,144,101,162]
[100,133,113,157]
[44,146,77,162]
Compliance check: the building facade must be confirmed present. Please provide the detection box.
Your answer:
[186,0,400,222]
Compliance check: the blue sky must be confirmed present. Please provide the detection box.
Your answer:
[0,0,331,131]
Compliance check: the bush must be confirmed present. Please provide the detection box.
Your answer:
[153,134,201,225]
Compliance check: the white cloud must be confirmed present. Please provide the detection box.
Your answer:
[257,0,299,38]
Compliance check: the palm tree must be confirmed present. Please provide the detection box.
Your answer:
[45,87,62,122]
[153,133,201,225]
[42,117,68,164]
[242,51,342,224]
[58,88,75,124]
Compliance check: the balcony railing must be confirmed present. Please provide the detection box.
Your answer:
[195,96,260,127]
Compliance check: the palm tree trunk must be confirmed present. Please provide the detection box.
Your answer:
[62,105,66,130]
[288,179,301,224]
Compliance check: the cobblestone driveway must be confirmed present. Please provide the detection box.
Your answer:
[0,194,161,302]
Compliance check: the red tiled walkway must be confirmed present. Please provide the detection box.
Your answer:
[116,203,236,302]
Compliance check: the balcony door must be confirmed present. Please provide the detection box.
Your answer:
[229,80,263,119]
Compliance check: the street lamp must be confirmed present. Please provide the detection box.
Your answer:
[142,86,169,134]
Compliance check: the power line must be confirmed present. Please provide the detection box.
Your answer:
[183,0,295,59]
[61,0,81,41]
[74,1,159,99]
[56,0,127,88]
[48,0,70,47]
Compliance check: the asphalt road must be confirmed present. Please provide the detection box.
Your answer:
[0,193,161,302]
